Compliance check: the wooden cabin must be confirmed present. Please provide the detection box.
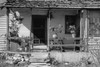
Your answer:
[0,0,100,52]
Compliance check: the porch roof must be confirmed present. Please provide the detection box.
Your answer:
[5,0,100,8]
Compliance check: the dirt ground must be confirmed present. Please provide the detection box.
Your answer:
[0,64,28,67]
[0,64,99,67]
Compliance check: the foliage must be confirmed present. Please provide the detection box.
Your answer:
[68,25,76,34]
[9,10,33,52]
[9,11,23,37]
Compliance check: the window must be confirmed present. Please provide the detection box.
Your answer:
[65,15,76,34]
[63,14,81,51]
[65,15,80,37]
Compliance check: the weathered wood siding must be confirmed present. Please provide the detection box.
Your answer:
[0,8,7,51]
[88,10,100,62]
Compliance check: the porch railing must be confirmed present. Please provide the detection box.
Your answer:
[8,37,86,51]
[49,37,86,51]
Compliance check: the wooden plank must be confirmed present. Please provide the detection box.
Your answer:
[87,10,89,52]
[50,38,82,41]
[7,8,10,50]
[0,24,7,27]
[0,45,7,46]
[0,37,6,39]
[49,44,84,47]
[0,30,7,31]
[82,10,88,52]
[0,51,32,54]
[0,18,7,20]
[8,37,30,40]
[0,46,7,48]
[80,11,83,45]
[0,27,7,29]
[0,14,7,51]
[64,37,82,40]
[0,41,6,42]
[0,44,7,45]
[0,42,6,44]
[47,9,51,51]
[0,32,7,33]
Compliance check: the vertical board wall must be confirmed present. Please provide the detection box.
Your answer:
[0,8,7,51]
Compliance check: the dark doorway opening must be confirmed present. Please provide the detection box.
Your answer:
[32,15,47,45]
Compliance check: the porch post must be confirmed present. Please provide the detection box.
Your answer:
[87,10,89,52]
[83,9,89,52]
[7,7,10,50]
[30,8,33,51]
[47,9,50,51]
[80,10,83,47]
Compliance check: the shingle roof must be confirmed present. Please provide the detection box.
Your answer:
[5,0,100,8]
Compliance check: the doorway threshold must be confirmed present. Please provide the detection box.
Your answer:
[32,45,48,50]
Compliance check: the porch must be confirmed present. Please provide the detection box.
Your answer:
[6,8,88,52]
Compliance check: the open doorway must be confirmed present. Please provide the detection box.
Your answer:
[32,15,47,45]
